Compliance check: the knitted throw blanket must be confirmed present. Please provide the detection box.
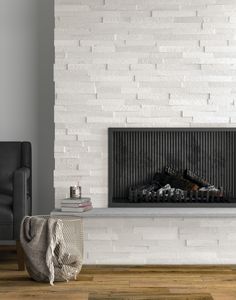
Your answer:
[20,216,82,285]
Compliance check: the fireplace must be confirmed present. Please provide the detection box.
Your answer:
[108,128,236,207]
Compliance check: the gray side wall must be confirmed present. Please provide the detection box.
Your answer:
[0,0,54,214]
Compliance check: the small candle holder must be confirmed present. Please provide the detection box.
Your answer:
[70,185,81,199]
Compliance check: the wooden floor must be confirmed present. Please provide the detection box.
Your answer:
[1,256,236,299]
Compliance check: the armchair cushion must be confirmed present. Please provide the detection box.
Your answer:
[0,143,21,195]
[0,141,31,241]
[0,204,13,240]
[0,193,13,207]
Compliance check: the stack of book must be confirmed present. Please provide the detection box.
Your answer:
[61,197,93,213]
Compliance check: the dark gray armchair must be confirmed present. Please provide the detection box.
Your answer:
[0,142,32,269]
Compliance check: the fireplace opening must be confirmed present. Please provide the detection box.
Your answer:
[108,128,236,207]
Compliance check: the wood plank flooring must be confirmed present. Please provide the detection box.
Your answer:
[1,256,236,299]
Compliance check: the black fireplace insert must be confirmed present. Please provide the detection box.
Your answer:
[108,128,236,207]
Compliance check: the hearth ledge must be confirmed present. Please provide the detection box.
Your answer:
[51,208,236,218]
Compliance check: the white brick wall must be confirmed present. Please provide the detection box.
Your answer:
[54,0,236,206]
[54,0,236,264]
[83,217,236,264]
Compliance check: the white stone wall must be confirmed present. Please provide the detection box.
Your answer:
[54,0,236,264]
[54,0,236,207]
[83,217,236,264]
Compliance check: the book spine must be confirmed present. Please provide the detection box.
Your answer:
[61,205,93,212]
[61,198,91,204]
[61,201,91,208]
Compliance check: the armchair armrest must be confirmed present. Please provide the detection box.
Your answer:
[13,167,31,239]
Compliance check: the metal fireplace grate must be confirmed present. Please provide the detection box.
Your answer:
[128,188,228,203]
[108,128,236,207]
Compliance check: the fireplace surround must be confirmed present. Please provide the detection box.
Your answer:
[108,128,236,207]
